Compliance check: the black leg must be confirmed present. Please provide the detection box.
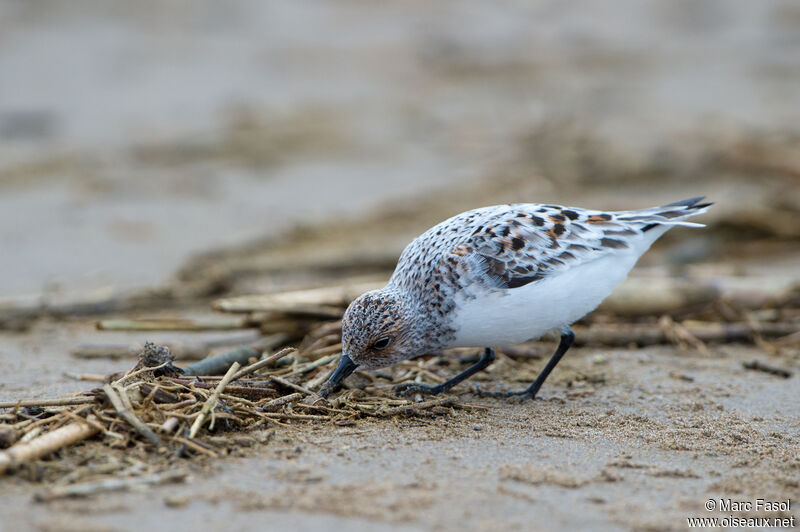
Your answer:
[478,327,575,400]
[395,348,496,396]
[523,327,574,398]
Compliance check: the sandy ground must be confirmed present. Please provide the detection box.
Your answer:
[2,1,800,530]
[1,324,798,532]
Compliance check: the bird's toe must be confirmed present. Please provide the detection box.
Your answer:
[393,382,437,397]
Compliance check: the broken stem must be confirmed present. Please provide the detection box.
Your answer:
[230,347,296,382]
[0,416,101,475]
[189,362,240,438]
[103,384,163,447]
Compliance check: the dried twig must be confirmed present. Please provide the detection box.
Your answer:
[103,384,162,447]
[257,412,329,421]
[0,397,97,409]
[189,362,240,438]
[231,347,296,381]
[172,436,219,457]
[305,364,335,391]
[659,316,710,355]
[0,416,101,474]
[270,376,314,396]
[165,379,278,399]
[114,361,171,386]
[282,353,339,378]
[743,360,792,378]
[259,393,304,411]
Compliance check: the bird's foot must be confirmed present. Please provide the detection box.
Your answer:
[472,383,535,401]
[393,382,444,397]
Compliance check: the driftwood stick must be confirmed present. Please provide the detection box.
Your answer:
[212,281,382,313]
[103,384,162,447]
[217,302,343,318]
[598,277,719,316]
[248,333,292,353]
[0,397,97,409]
[70,344,138,360]
[96,316,251,331]
[182,347,258,377]
[0,416,101,474]
[231,347,296,382]
[189,362,240,438]
[255,316,319,336]
[179,335,289,376]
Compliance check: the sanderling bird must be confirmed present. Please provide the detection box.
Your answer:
[321,197,712,399]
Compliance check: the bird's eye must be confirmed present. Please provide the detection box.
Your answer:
[373,337,392,350]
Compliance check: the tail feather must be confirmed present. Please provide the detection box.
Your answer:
[616,197,713,232]
[662,196,709,208]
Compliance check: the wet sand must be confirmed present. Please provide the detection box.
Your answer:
[1,327,797,531]
[2,1,799,530]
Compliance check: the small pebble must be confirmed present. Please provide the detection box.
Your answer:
[473,425,482,431]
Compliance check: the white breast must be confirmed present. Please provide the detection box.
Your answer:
[449,249,642,347]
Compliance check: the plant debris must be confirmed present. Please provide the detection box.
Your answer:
[0,277,796,499]
[743,359,792,378]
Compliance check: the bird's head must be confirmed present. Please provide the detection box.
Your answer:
[321,288,427,395]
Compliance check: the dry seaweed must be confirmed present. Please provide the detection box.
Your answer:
[0,333,482,486]
[1,277,797,496]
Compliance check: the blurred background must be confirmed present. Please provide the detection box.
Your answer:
[2,3,800,530]
[1,0,798,308]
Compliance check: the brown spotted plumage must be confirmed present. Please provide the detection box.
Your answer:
[325,197,712,397]
[391,197,710,297]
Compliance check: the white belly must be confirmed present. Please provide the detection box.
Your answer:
[449,250,641,347]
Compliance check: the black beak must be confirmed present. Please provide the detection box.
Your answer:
[318,354,358,398]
